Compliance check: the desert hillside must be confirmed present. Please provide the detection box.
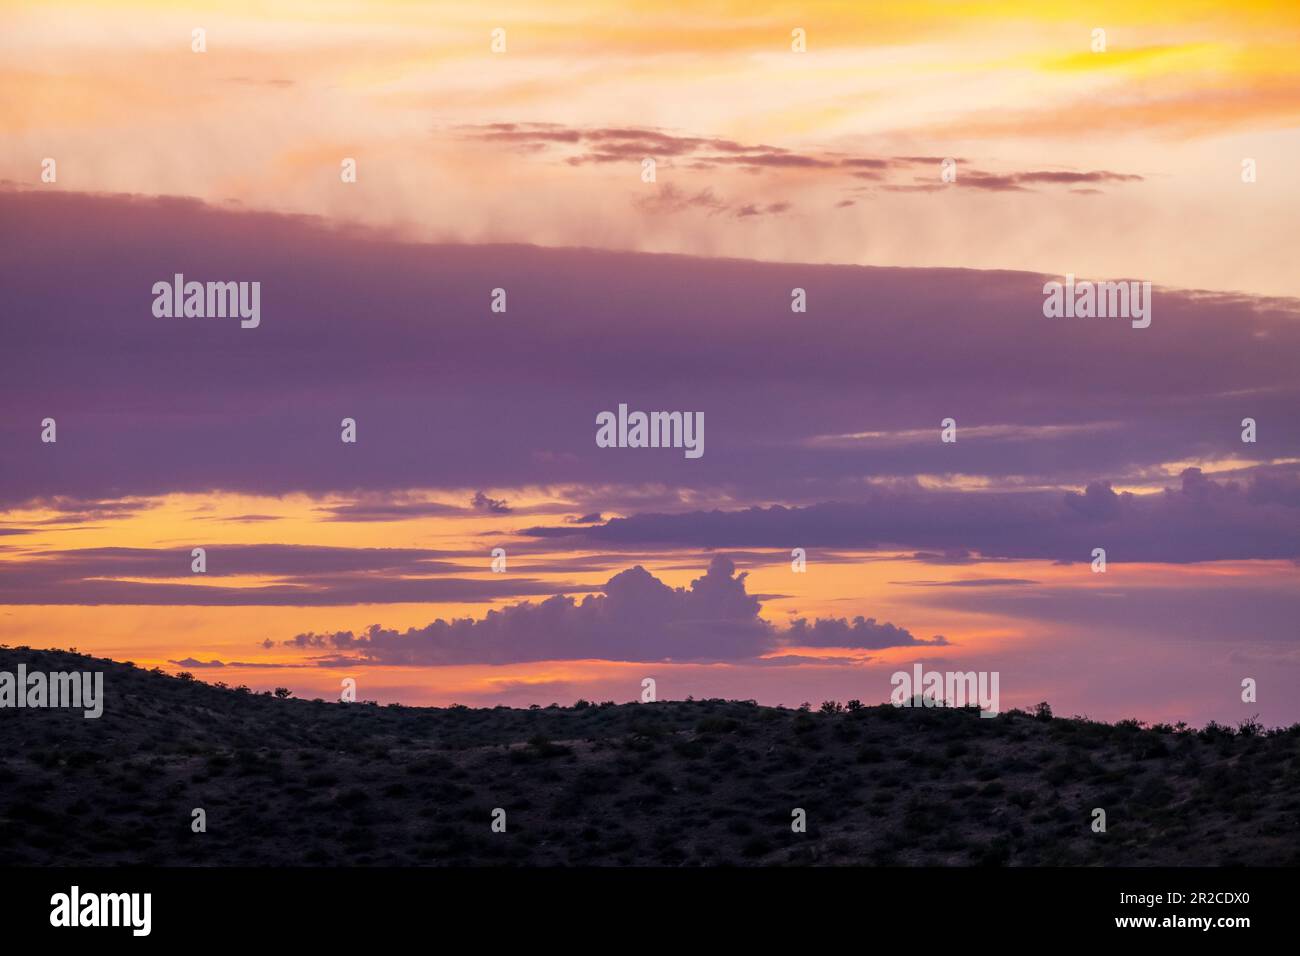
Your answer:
[2,647,1297,866]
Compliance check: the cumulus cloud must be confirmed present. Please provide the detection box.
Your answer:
[277,556,940,665]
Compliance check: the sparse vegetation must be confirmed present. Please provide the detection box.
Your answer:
[1,648,1298,866]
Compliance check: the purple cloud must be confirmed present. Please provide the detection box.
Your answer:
[274,555,940,665]
[0,544,592,605]
[2,189,1297,533]
[524,470,1300,564]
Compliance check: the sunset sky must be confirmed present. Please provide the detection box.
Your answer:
[2,1,1298,725]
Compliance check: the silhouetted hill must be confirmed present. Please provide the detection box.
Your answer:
[2,647,1297,865]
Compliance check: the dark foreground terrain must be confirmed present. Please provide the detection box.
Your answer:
[2,648,1298,866]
